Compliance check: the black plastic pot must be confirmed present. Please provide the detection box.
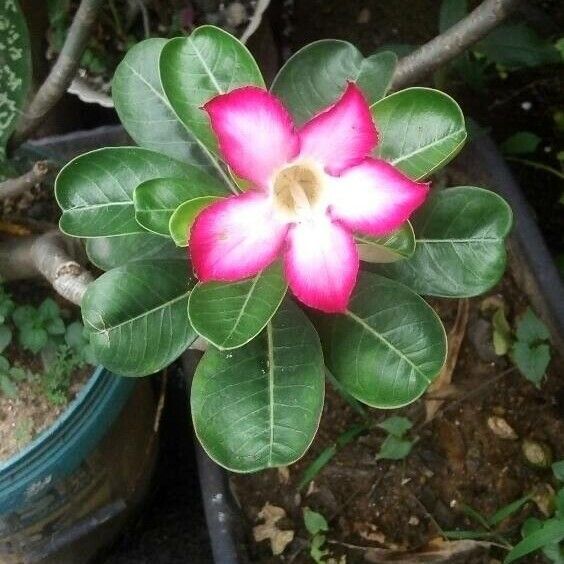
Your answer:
[190,136,564,564]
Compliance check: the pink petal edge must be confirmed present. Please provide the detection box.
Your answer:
[297,83,378,176]
[328,158,429,236]
[203,86,299,188]
[190,191,288,282]
[284,218,359,313]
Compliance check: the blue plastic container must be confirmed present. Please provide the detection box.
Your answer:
[0,367,157,563]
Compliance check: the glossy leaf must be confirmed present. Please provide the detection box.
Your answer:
[112,38,214,167]
[160,26,264,153]
[86,232,184,271]
[133,174,227,235]
[81,259,196,376]
[169,196,221,246]
[0,0,31,157]
[56,148,194,237]
[371,87,466,179]
[320,272,447,408]
[356,222,415,263]
[192,299,325,472]
[271,39,396,124]
[380,187,513,297]
[188,262,287,350]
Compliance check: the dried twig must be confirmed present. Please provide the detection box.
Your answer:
[11,0,105,146]
[0,161,50,200]
[240,0,271,44]
[425,299,470,421]
[391,0,520,90]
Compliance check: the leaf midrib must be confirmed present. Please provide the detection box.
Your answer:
[345,309,431,385]
[86,291,190,334]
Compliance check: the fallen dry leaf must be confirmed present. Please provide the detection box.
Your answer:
[425,299,470,421]
[253,502,294,556]
[364,537,491,562]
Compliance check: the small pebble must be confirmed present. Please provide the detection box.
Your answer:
[522,439,552,468]
[408,516,420,526]
[521,101,532,111]
[488,416,518,440]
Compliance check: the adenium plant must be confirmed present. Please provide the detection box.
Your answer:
[55,27,512,472]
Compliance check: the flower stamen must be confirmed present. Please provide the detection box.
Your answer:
[273,164,323,219]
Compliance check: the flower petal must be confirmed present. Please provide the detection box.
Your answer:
[298,83,378,175]
[190,191,288,281]
[284,218,358,313]
[204,86,299,187]
[328,158,429,236]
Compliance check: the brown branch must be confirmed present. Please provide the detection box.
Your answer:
[390,0,520,90]
[11,0,105,146]
[0,161,50,200]
[0,231,93,305]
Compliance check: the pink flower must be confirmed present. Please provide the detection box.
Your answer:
[190,83,429,313]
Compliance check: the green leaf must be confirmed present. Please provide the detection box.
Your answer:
[112,38,216,167]
[188,262,287,350]
[310,534,329,564]
[271,39,396,124]
[56,148,194,237]
[65,321,87,349]
[81,259,197,376]
[516,308,550,344]
[0,0,31,157]
[356,222,415,263]
[12,305,36,328]
[38,298,60,320]
[160,26,264,153]
[0,374,17,398]
[304,508,329,536]
[191,299,325,472]
[380,187,513,297]
[377,415,413,437]
[19,326,48,354]
[505,518,564,563]
[493,308,512,355]
[169,196,222,246]
[478,23,560,69]
[0,325,12,353]
[439,0,467,33]
[0,355,9,372]
[86,232,184,271]
[320,272,447,408]
[133,174,227,236]
[371,87,467,179]
[488,495,531,527]
[46,317,65,336]
[553,461,564,481]
[512,341,550,387]
[376,435,414,460]
[501,132,542,155]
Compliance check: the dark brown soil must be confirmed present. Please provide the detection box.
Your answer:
[0,281,89,462]
[231,269,564,563]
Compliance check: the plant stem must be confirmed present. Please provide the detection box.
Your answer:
[505,157,564,181]
[391,0,520,90]
[325,368,369,420]
[0,161,51,199]
[0,231,93,305]
[11,0,105,147]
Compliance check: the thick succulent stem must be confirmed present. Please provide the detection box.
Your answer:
[391,0,520,90]
[0,231,93,305]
